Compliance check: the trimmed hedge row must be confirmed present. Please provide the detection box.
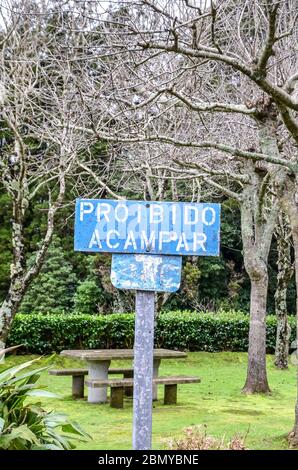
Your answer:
[7,312,297,354]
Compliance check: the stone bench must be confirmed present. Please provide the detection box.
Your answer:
[85,376,201,408]
[49,368,133,398]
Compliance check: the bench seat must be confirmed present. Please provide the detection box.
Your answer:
[49,367,133,398]
[49,367,133,376]
[49,369,89,376]
[85,376,201,408]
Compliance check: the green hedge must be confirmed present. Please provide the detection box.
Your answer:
[7,311,297,354]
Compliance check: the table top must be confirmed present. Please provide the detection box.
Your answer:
[60,348,187,361]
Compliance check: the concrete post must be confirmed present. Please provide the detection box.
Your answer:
[153,358,161,401]
[164,384,177,405]
[87,360,110,403]
[72,375,84,398]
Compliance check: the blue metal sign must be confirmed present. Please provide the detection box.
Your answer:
[74,199,220,256]
[111,254,182,292]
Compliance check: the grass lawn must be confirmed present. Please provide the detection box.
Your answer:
[2,352,297,450]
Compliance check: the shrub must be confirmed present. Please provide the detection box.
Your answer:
[7,311,296,355]
[0,354,90,449]
[168,425,247,450]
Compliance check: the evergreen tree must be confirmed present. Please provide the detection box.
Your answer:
[74,280,104,315]
[19,236,78,314]
[73,256,112,314]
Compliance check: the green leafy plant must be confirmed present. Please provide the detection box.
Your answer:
[0,352,90,449]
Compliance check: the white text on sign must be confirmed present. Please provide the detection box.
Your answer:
[74,199,220,256]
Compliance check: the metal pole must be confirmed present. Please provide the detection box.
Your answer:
[132,290,155,450]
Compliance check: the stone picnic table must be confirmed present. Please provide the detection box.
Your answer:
[60,348,187,403]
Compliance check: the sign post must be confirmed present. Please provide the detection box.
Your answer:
[74,198,220,450]
[133,290,155,450]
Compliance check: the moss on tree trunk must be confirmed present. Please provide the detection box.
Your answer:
[274,214,293,369]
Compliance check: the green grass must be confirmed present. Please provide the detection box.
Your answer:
[2,352,297,450]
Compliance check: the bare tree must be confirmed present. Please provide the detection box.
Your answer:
[0,0,116,347]
[70,0,298,441]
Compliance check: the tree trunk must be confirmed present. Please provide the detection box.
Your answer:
[288,226,298,445]
[242,276,270,393]
[0,214,27,350]
[240,184,272,394]
[289,219,298,445]
[290,401,298,448]
[0,280,25,349]
[240,119,284,394]
[274,216,293,369]
[275,311,291,369]
[283,182,298,446]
